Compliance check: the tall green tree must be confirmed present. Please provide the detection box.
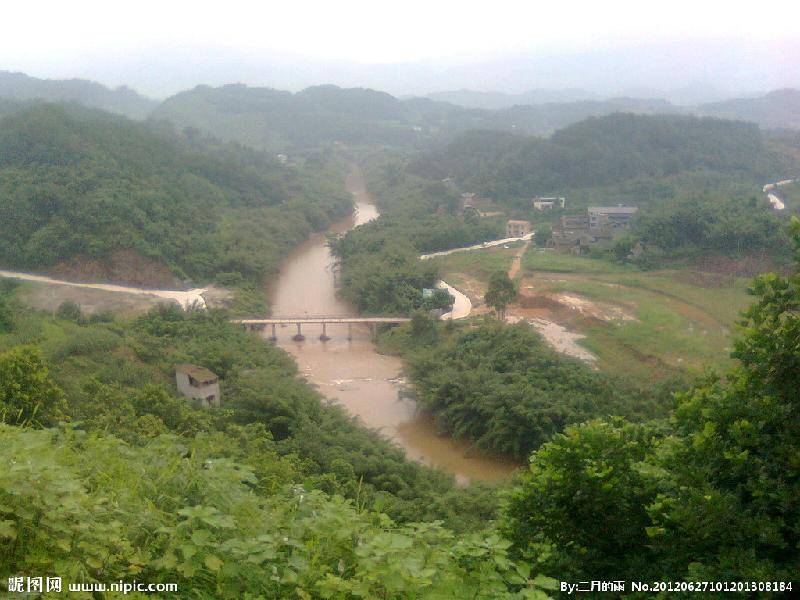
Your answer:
[484,271,517,319]
[502,419,660,581]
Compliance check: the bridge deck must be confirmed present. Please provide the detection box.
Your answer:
[234,316,411,325]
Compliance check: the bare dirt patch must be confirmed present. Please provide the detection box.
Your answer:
[507,241,530,280]
[17,281,174,317]
[693,254,784,279]
[49,249,180,288]
[506,315,597,363]
[518,288,636,323]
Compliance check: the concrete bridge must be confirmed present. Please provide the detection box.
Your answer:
[234,316,411,341]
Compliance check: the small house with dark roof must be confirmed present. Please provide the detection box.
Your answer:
[175,364,220,408]
[506,219,531,238]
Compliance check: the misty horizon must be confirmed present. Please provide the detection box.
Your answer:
[4,35,798,103]
[2,0,798,100]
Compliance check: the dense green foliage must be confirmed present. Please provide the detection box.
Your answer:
[330,157,502,314]
[0,105,352,291]
[0,425,557,598]
[0,282,565,596]
[330,211,497,314]
[616,194,792,265]
[389,321,668,459]
[502,219,800,584]
[153,84,428,152]
[151,82,705,154]
[0,290,496,531]
[503,419,661,581]
[411,113,792,204]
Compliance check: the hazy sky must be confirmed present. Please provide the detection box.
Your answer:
[3,0,798,65]
[2,1,798,97]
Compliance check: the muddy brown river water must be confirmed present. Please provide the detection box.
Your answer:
[265,167,519,484]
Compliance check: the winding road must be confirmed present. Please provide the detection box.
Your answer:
[0,269,207,309]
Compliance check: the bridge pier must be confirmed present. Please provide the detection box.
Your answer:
[347,323,353,341]
[293,323,305,341]
[269,323,277,341]
[319,322,330,341]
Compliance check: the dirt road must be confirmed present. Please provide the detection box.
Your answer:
[0,269,207,309]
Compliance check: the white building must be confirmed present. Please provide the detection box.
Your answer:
[175,364,220,408]
[533,196,566,210]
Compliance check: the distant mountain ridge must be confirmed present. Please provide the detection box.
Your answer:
[421,88,598,110]
[699,89,800,130]
[151,83,697,151]
[0,71,156,119]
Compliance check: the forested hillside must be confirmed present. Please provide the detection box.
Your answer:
[412,113,791,203]
[330,155,503,314]
[0,71,155,119]
[151,83,694,153]
[0,105,352,291]
[383,320,672,459]
[0,282,557,597]
[152,84,428,151]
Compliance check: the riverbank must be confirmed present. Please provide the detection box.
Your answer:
[264,164,520,484]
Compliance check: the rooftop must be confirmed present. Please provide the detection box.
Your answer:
[588,206,638,214]
[507,219,530,225]
[176,364,218,383]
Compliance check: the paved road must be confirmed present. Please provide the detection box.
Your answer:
[0,269,206,309]
[437,280,472,320]
[419,233,534,260]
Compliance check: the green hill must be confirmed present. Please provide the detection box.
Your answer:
[0,70,156,119]
[152,83,687,153]
[152,84,424,152]
[0,104,351,288]
[700,88,800,130]
[412,113,793,203]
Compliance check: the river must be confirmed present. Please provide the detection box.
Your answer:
[265,166,519,485]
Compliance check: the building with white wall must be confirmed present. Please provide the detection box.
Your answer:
[175,364,220,408]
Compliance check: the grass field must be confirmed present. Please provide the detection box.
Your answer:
[520,249,753,380]
[430,246,518,302]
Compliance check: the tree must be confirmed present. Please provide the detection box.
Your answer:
[0,298,12,333]
[56,300,82,322]
[484,271,517,319]
[0,346,64,426]
[646,217,800,581]
[502,419,660,581]
[534,224,553,248]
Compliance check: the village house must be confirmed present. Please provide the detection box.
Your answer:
[548,230,600,255]
[506,219,531,238]
[588,205,638,230]
[459,192,477,211]
[560,214,590,230]
[175,364,221,408]
[532,196,566,210]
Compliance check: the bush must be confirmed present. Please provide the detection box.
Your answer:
[0,299,12,333]
[55,300,82,322]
